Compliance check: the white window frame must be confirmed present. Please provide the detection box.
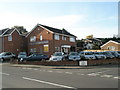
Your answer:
[40,35,42,41]
[70,37,75,42]
[30,36,36,42]
[62,36,66,41]
[8,35,12,41]
[54,34,60,40]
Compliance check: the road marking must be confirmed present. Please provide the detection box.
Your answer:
[101,75,113,78]
[33,69,38,70]
[65,72,72,74]
[0,72,10,76]
[22,77,76,89]
[48,71,53,72]
[80,74,85,75]
[88,73,100,76]
[114,77,120,79]
[56,71,62,73]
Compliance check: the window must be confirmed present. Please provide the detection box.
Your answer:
[70,37,75,42]
[30,48,36,53]
[40,35,42,40]
[44,45,49,52]
[54,34,60,40]
[55,47,60,52]
[30,36,36,42]
[8,35,12,41]
[62,36,66,40]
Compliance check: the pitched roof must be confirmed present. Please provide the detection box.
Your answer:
[39,24,76,37]
[0,28,9,35]
[101,40,120,48]
[0,28,25,36]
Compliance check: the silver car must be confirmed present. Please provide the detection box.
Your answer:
[68,52,81,61]
[18,52,27,60]
[49,52,65,61]
[0,52,16,62]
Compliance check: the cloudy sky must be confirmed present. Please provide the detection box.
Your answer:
[0,0,118,39]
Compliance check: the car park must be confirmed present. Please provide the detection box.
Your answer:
[93,52,106,59]
[68,52,81,61]
[49,52,65,61]
[18,52,27,60]
[79,51,96,60]
[20,53,49,62]
[0,52,16,62]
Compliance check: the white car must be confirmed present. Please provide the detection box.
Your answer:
[93,52,106,59]
[18,52,27,59]
[49,52,65,61]
[80,51,96,60]
[68,52,81,61]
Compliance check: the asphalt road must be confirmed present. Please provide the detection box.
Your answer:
[1,63,119,89]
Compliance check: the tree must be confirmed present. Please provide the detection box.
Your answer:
[12,26,28,34]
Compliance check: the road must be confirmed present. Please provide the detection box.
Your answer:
[1,63,119,89]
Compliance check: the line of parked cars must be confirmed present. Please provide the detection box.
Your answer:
[0,51,120,62]
[49,51,120,61]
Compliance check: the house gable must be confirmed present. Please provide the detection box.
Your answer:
[101,40,120,48]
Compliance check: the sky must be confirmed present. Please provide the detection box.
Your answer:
[0,0,118,39]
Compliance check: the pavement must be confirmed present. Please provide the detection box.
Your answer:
[1,63,119,89]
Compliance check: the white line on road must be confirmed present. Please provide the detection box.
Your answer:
[56,71,63,73]
[33,69,38,70]
[47,71,53,72]
[101,75,113,78]
[22,77,76,89]
[88,73,100,76]
[113,77,120,79]
[65,72,72,74]
[0,72,10,76]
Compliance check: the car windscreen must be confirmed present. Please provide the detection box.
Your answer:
[85,52,93,55]
[70,52,78,55]
[53,53,63,56]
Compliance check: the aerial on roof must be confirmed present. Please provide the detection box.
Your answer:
[39,24,76,37]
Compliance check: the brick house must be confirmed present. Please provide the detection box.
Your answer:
[101,40,120,51]
[0,28,27,55]
[26,24,77,56]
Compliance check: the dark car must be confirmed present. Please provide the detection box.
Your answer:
[20,53,49,62]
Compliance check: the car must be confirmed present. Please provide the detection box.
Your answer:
[18,52,27,60]
[102,51,114,59]
[93,52,106,59]
[79,51,96,60]
[49,52,65,61]
[20,53,49,62]
[68,52,81,61]
[108,51,120,58]
[0,52,16,62]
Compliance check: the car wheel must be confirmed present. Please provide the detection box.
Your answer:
[1,58,4,62]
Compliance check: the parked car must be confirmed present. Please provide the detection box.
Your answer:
[102,51,114,59]
[0,52,16,62]
[79,51,96,60]
[49,52,65,61]
[18,52,27,60]
[108,51,120,58]
[93,52,106,59]
[20,53,49,62]
[68,52,81,61]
